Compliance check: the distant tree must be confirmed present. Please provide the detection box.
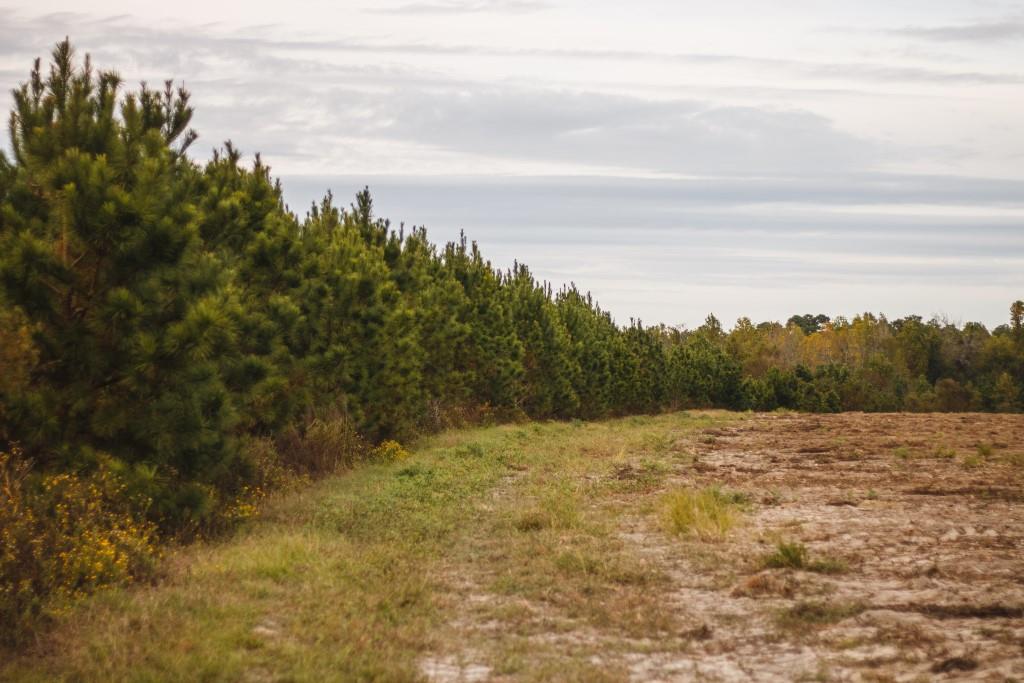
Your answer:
[991,372,1020,413]
[934,378,974,412]
[1011,300,1024,339]
[787,313,829,336]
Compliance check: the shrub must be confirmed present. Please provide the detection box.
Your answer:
[662,487,743,541]
[276,413,366,475]
[1,448,158,645]
[370,440,410,463]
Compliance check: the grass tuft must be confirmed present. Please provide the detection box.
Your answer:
[761,541,846,574]
[661,487,743,541]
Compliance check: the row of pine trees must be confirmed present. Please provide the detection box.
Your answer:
[1,43,1023,532]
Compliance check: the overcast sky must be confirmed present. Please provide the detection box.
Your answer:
[2,1,1022,328]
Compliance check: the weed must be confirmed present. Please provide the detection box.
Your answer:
[962,454,983,469]
[762,541,847,574]
[455,443,486,458]
[1005,452,1024,467]
[513,510,550,532]
[0,448,158,645]
[395,464,430,479]
[893,446,912,460]
[661,487,743,541]
[514,479,581,532]
[976,442,994,458]
[610,459,667,492]
[931,444,957,459]
[762,540,809,569]
[777,600,864,631]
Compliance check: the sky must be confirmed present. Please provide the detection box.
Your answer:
[1,1,1022,328]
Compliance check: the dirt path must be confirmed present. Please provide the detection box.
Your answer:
[422,413,1024,682]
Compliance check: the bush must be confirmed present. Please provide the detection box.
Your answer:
[370,440,410,463]
[0,448,158,645]
[275,413,367,475]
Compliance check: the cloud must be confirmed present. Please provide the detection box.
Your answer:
[891,19,1024,43]
[3,10,1022,90]
[322,86,878,176]
[0,11,888,178]
[372,0,550,15]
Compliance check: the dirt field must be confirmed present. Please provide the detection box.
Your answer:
[424,412,1024,682]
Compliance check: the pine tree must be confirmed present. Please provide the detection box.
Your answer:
[0,41,237,525]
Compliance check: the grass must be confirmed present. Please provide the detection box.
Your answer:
[761,541,847,574]
[2,410,741,682]
[962,453,983,469]
[893,445,913,460]
[0,425,525,681]
[661,486,745,541]
[776,600,865,632]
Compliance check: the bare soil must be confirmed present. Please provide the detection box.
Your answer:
[424,413,1024,682]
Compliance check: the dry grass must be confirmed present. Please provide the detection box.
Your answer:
[661,486,744,541]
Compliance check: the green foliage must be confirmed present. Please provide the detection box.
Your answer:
[762,541,847,574]
[0,41,238,529]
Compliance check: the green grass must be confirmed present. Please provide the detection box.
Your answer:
[1,425,524,681]
[761,541,847,574]
[661,486,745,541]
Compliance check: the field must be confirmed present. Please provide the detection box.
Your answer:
[5,411,1024,682]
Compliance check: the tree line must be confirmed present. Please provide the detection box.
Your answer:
[1,42,1022,536]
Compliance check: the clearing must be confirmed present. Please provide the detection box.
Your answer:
[5,411,1024,682]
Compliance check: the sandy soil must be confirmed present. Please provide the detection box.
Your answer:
[424,413,1024,682]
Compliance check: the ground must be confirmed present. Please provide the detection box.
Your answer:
[5,411,1024,682]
